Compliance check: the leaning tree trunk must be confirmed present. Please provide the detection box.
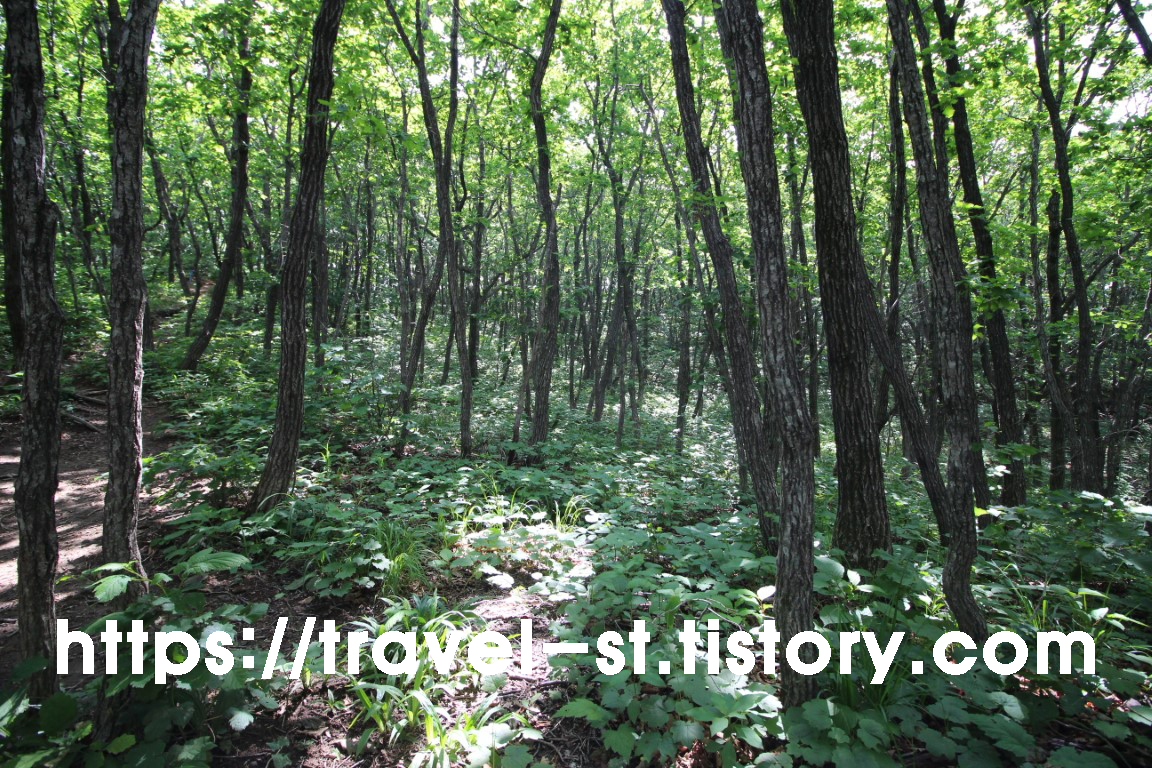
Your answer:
[662,0,780,550]
[180,17,251,372]
[103,0,161,587]
[780,0,891,574]
[526,0,563,450]
[1026,4,1104,493]
[4,0,62,700]
[933,0,1027,507]
[1116,0,1152,65]
[888,0,988,644]
[715,0,818,708]
[249,0,345,512]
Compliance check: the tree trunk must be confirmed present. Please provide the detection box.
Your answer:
[781,0,891,574]
[716,0,818,708]
[1116,0,1152,65]
[385,0,467,455]
[1026,3,1104,492]
[249,0,345,512]
[526,0,563,450]
[662,0,780,552]
[180,20,251,371]
[145,134,190,296]
[102,0,161,589]
[4,0,63,700]
[932,0,1026,506]
[887,0,987,644]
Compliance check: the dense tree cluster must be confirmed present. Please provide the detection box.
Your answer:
[4,0,1151,716]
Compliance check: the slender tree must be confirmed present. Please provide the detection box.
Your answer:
[101,0,161,581]
[384,0,470,455]
[661,0,781,553]
[780,0,892,572]
[526,0,563,449]
[4,0,63,700]
[887,0,988,643]
[180,4,253,371]
[932,0,1027,506]
[249,0,346,511]
[714,0,818,707]
[1025,1,1105,492]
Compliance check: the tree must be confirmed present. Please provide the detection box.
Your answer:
[525,0,563,450]
[179,2,253,371]
[780,0,892,572]
[931,0,1028,507]
[249,0,346,511]
[4,0,63,700]
[385,0,472,456]
[661,0,781,553]
[713,0,818,707]
[1025,0,1107,492]
[100,0,161,581]
[887,0,988,643]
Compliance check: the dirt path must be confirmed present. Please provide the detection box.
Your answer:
[0,393,172,689]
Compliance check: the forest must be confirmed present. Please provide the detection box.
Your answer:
[1,0,1151,764]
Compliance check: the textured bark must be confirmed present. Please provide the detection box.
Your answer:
[932,0,1026,506]
[145,135,190,296]
[662,0,779,550]
[180,23,251,372]
[888,0,987,644]
[4,0,62,700]
[716,0,818,708]
[781,0,891,574]
[385,0,468,455]
[103,0,160,585]
[250,0,345,511]
[311,197,329,368]
[2,52,24,373]
[526,0,563,449]
[1044,189,1072,489]
[784,134,820,459]
[1116,0,1152,64]
[1026,4,1103,492]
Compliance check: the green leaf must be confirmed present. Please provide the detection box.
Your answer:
[603,726,636,757]
[500,745,533,768]
[177,549,250,575]
[38,692,79,735]
[93,574,132,602]
[555,698,612,725]
[106,733,137,755]
[1047,747,1118,768]
[1126,706,1152,727]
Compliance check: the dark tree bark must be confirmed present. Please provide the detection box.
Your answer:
[780,0,891,573]
[526,0,563,450]
[311,194,329,368]
[887,0,987,643]
[661,0,781,553]
[784,134,820,459]
[385,0,468,455]
[1116,0,1152,64]
[932,0,1027,506]
[1026,3,1104,492]
[180,18,251,371]
[249,0,345,512]
[145,134,191,296]
[102,0,160,584]
[715,0,818,708]
[4,0,62,700]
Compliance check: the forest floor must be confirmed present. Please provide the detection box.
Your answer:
[3,349,1149,766]
[0,391,174,689]
[0,390,610,767]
